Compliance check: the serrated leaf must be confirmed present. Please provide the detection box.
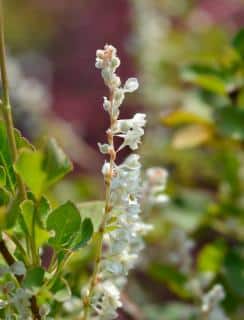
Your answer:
[14,128,35,151]
[72,218,93,250]
[47,201,81,248]
[23,267,45,293]
[78,201,104,232]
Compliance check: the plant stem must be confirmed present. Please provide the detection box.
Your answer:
[0,0,26,200]
[83,92,115,320]
[0,3,40,319]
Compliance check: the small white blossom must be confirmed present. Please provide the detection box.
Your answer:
[143,167,169,206]
[103,97,111,112]
[101,161,111,177]
[98,143,110,154]
[117,113,146,150]
[124,78,139,92]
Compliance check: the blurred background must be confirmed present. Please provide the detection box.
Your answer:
[3,0,244,319]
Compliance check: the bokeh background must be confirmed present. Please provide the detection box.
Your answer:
[3,0,244,319]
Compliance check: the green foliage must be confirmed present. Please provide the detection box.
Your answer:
[47,201,81,248]
[14,139,72,198]
[232,29,244,59]
[23,267,45,293]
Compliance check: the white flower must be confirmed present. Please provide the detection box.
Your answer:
[98,143,110,154]
[144,167,169,207]
[117,113,146,150]
[124,78,139,92]
[102,161,111,177]
[153,194,169,204]
[89,45,150,320]
[146,167,168,186]
[103,97,111,112]
[91,281,121,319]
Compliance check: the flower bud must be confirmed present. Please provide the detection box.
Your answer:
[124,78,139,92]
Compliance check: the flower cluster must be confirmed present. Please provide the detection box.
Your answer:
[0,262,32,319]
[143,167,169,206]
[83,45,150,320]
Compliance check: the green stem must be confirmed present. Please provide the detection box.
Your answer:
[30,207,39,266]
[0,1,26,200]
[0,3,40,319]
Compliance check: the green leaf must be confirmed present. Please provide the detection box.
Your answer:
[72,218,93,250]
[15,139,72,197]
[0,122,34,193]
[224,248,244,297]
[43,138,72,187]
[197,242,226,273]
[20,200,35,235]
[6,195,21,228]
[36,196,51,228]
[232,28,244,59]
[78,201,104,232]
[47,201,81,248]
[148,263,189,298]
[215,106,244,140]
[14,128,35,151]
[181,65,228,95]
[0,188,10,206]
[23,267,45,293]
[0,122,15,191]
[14,150,46,198]
[0,166,6,187]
